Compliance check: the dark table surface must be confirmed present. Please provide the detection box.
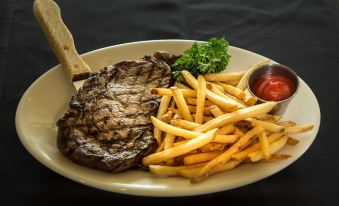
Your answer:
[1,0,339,205]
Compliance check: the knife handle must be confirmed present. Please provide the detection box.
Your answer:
[33,0,91,82]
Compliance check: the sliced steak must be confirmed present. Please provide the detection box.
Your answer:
[57,51,177,172]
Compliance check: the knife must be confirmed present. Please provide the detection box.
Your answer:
[33,0,91,91]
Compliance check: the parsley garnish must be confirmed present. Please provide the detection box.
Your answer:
[171,37,231,82]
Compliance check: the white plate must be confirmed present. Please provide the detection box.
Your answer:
[15,40,320,197]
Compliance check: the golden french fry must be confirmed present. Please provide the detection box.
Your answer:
[186,97,213,107]
[243,89,258,105]
[182,70,238,112]
[171,87,193,121]
[198,142,226,152]
[181,160,241,179]
[194,101,276,133]
[169,107,210,116]
[248,135,288,162]
[258,131,270,159]
[196,75,207,124]
[191,114,214,123]
[191,126,264,183]
[156,140,165,153]
[287,137,299,145]
[170,119,201,130]
[277,121,297,127]
[233,127,245,136]
[223,79,240,86]
[285,124,314,133]
[142,129,218,166]
[183,150,224,165]
[154,95,172,144]
[209,105,224,117]
[213,134,239,144]
[218,124,235,135]
[206,160,242,176]
[207,83,246,109]
[247,118,285,133]
[161,110,174,123]
[237,60,270,90]
[255,114,282,122]
[204,71,245,82]
[149,163,205,177]
[173,140,188,147]
[151,88,197,97]
[216,82,245,100]
[174,82,191,89]
[173,113,182,120]
[163,133,175,150]
[255,154,291,162]
[231,132,283,160]
[151,116,201,139]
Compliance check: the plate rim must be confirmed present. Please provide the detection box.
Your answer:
[15,39,321,197]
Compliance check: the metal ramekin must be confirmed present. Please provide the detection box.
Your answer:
[247,64,300,114]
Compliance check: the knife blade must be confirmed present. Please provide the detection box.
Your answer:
[33,0,91,91]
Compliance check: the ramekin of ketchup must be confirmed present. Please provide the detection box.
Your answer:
[247,64,299,114]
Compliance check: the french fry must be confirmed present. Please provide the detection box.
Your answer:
[151,116,201,139]
[182,70,238,112]
[255,114,282,122]
[285,124,314,133]
[183,150,224,165]
[191,126,265,183]
[192,114,214,123]
[236,60,270,90]
[233,127,245,136]
[154,95,172,144]
[213,134,239,144]
[277,121,297,127]
[142,129,218,166]
[248,135,288,162]
[173,113,182,120]
[180,160,241,179]
[218,124,235,135]
[287,137,300,145]
[186,97,213,107]
[194,101,276,133]
[196,75,207,124]
[207,83,246,109]
[161,110,174,123]
[198,143,226,152]
[151,88,197,97]
[163,133,175,150]
[216,82,245,100]
[255,154,291,162]
[243,89,258,106]
[170,119,201,130]
[174,82,191,89]
[223,79,240,86]
[156,140,165,153]
[149,163,205,177]
[247,118,285,133]
[231,133,283,160]
[209,105,224,117]
[171,87,193,121]
[258,131,270,159]
[169,106,211,116]
[204,71,245,82]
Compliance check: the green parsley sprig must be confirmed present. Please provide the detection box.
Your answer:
[171,37,231,82]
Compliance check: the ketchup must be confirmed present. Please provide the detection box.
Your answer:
[252,74,295,101]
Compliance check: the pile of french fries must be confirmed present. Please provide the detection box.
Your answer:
[142,60,314,183]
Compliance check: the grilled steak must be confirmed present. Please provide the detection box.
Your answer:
[57,51,177,172]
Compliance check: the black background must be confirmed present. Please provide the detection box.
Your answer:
[1,0,339,205]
